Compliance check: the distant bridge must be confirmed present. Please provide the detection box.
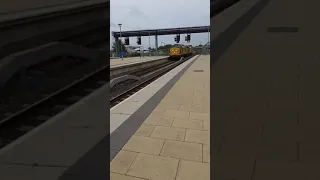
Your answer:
[112,26,210,38]
[112,25,210,56]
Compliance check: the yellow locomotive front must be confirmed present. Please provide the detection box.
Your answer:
[169,44,193,60]
[169,44,182,60]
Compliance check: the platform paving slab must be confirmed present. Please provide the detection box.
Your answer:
[160,140,203,162]
[175,160,210,180]
[110,150,138,174]
[172,118,203,130]
[150,126,186,141]
[122,136,165,155]
[110,173,147,180]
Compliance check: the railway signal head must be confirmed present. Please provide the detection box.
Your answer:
[177,34,180,42]
[174,37,179,43]
[137,36,141,45]
[125,37,129,45]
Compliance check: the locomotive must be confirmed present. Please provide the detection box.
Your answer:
[169,44,193,60]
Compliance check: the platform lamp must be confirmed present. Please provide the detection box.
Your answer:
[118,23,123,60]
[148,32,151,56]
[207,26,210,46]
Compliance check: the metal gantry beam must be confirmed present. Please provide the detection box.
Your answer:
[112,26,210,38]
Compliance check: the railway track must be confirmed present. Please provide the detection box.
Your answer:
[110,60,174,97]
[110,55,195,108]
[0,64,108,149]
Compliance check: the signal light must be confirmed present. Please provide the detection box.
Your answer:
[176,34,180,42]
[187,34,191,41]
[174,36,180,43]
[137,36,141,45]
[125,37,129,45]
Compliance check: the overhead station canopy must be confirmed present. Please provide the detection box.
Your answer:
[112,26,210,38]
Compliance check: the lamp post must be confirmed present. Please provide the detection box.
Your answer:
[118,23,123,60]
[149,32,151,56]
[207,26,210,48]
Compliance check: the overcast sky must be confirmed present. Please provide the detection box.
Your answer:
[110,0,210,49]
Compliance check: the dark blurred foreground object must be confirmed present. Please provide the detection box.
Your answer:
[211,0,241,17]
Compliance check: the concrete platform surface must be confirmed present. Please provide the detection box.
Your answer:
[211,0,320,179]
[110,55,200,134]
[110,56,168,68]
[110,55,210,180]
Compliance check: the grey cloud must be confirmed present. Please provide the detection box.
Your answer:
[128,6,145,17]
[110,0,210,48]
[110,22,118,28]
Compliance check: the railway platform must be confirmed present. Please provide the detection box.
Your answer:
[110,56,169,68]
[110,55,210,180]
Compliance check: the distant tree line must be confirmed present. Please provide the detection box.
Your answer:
[111,40,126,53]
[111,41,205,55]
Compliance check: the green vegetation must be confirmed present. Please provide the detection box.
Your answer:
[111,40,126,53]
